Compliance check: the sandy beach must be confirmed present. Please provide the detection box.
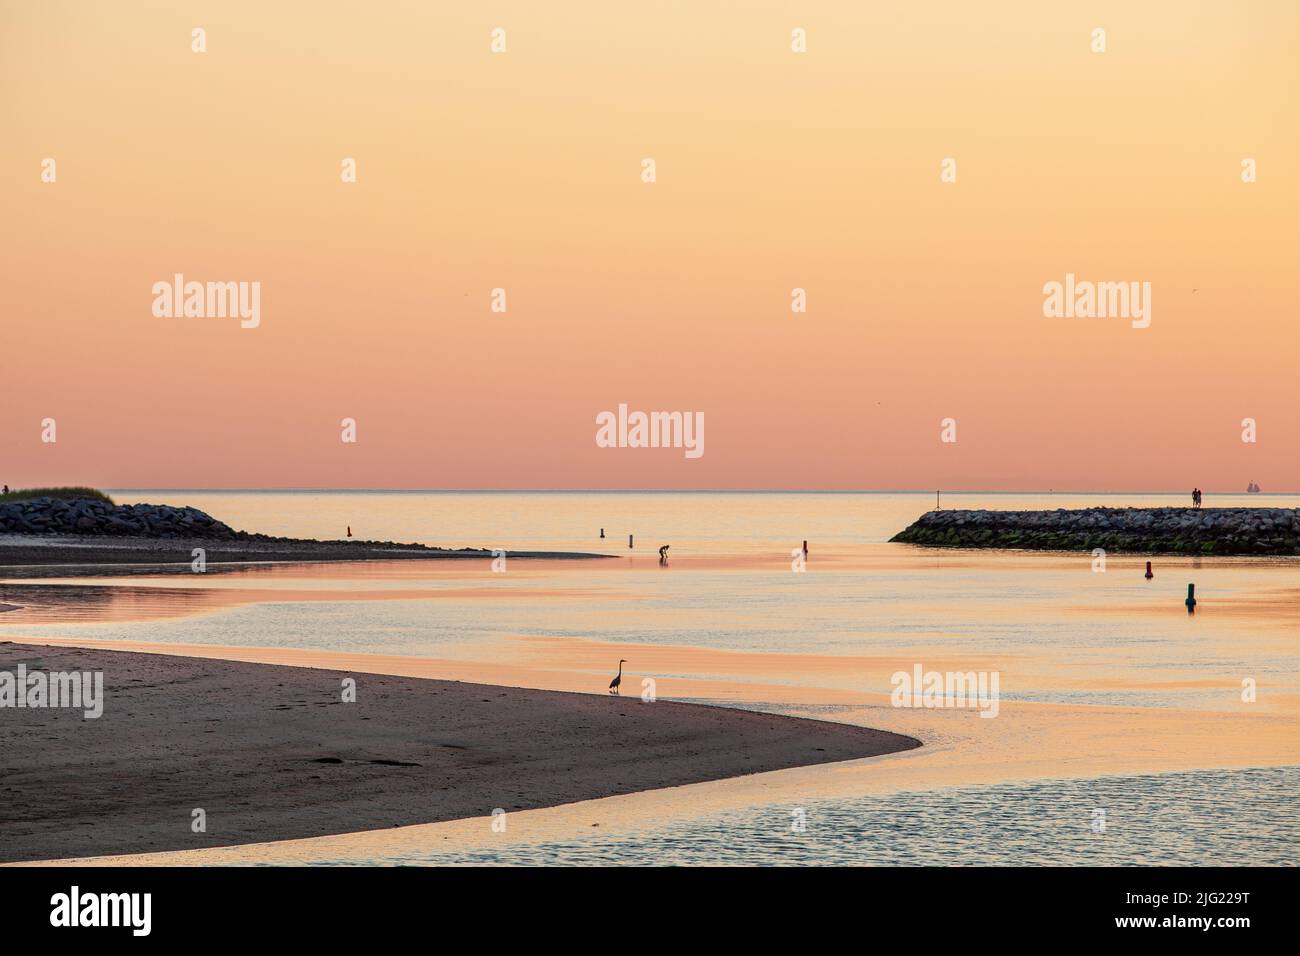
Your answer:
[0,642,919,864]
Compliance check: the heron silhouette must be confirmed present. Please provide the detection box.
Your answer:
[608,659,627,695]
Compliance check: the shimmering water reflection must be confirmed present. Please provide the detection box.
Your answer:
[356,766,1298,866]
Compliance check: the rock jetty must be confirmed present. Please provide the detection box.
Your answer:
[0,497,240,538]
[890,507,1300,555]
[0,496,427,550]
[0,497,611,570]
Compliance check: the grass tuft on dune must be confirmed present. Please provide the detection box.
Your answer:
[0,486,115,505]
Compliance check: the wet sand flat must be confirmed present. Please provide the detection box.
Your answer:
[0,642,919,863]
[0,534,612,579]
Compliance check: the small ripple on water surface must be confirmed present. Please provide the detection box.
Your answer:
[346,766,1298,866]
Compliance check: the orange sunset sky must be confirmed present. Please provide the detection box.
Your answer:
[2,1,1297,491]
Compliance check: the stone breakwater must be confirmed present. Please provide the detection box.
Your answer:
[0,496,428,549]
[1,497,240,538]
[890,507,1300,555]
[0,498,617,571]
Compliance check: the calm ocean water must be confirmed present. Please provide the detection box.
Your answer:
[4,491,1297,865]
[327,767,1299,867]
[106,488,1300,555]
[20,490,1299,709]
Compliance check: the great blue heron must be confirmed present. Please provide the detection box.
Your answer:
[609,659,627,694]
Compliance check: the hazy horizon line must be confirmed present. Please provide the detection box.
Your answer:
[100,488,1300,496]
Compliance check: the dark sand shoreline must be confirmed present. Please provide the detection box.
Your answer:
[0,533,613,579]
[0,643,920,863]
